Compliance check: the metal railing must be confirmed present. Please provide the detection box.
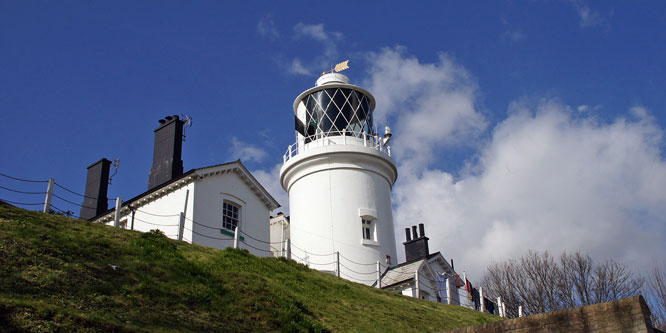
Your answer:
[283,129,391,163]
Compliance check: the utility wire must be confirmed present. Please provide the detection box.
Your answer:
[0,172,48,183]
[136,209,180,217]
[49,204,78,218]
[339,262,377,275]
[238,229,283,245]
[184,217,221,231]
[54,182,97,200]
[51,193,96,210]
[0,198,43,206]
[340,271,377,283]
[339,253,380,266]
[184,227,233,241]
[0,185,46,195]
[239,240,272,253]
[134,216,179,227]
[290,243,335,257]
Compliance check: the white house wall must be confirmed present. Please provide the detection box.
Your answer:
[192,171,270,256]
[104,183,195,242]
[269,215,289,257]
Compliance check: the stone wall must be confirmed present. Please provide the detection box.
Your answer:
[448,296,659,333]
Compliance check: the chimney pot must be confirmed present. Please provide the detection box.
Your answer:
[403,223,430,262]
[419,223,425,237]
[165,116,173,121]
[158,119,166,124]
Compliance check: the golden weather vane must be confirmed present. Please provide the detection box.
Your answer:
[322,60,350,75]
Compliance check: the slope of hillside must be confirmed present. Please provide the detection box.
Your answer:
[0,203,500,332]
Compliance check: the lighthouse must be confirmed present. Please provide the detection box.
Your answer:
[280,71,398,285]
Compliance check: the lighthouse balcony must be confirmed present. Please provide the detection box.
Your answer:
[283,130,391,164]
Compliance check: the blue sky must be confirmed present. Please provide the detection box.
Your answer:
[2,1,666,279]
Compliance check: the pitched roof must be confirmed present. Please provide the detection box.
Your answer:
[379,252,447,289]
[380,259,424,288]
[92,160,280,221]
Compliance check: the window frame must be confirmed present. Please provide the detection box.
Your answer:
[358,208,379,246]
[222,200,241,231]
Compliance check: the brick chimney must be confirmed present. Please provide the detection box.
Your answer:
[80,158,111,220]
[403,223,430,262]
[148,115,184,190]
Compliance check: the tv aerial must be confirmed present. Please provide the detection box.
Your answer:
[181,114,193,141]
[108,158,120,185]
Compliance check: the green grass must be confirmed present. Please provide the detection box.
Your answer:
[0,203,501,332]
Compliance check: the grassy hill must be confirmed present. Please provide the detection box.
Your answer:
[0,203,500,332]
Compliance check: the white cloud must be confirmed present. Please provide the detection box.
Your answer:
[253,163,289,214]
[288,58,310,76]
[363,46,487,169]
[288,23,343,76]
[294,23,328,41]
[568,0,604,28]
[230,137,267,163]
[257,14,279,40]
[501,30,525,43]
[362,47,666,283]
[391,99,666,281]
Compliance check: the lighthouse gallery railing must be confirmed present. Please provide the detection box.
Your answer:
[283,130,391,164]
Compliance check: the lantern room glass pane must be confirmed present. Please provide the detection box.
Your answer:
[300,87,375,140]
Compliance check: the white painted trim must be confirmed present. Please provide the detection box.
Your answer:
[358,208,377,218]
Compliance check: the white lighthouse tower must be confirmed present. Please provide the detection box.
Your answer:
[280,70,398,285]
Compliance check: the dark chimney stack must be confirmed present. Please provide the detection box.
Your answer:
[148,115,184,190]
[80,158,111,220]
[403,223,430,262]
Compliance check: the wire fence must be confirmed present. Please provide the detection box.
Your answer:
[0,171,118,217]
[0,170,498,316]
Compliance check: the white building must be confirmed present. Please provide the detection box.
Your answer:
[379,223,497,314]
[279,72,398,284]
[269,212,289,257]
[82,116,279,257]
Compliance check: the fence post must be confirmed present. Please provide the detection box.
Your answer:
[414,271,420,299]
[42,178,54,213]
[178,212,185,241]
[336,251,340,277]
[519,305,523,317]
[376,261,381,288]
[286,238,291,260]
[113,196,122,227]
[502,302,507,318]
[446,277,452,304]
[497,296,502,317]
[233,226,239,249]
[479,287,485,312]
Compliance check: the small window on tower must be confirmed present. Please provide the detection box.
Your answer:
[358,209,379,246]
[222,201,240,231]
[362,219,373,240]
